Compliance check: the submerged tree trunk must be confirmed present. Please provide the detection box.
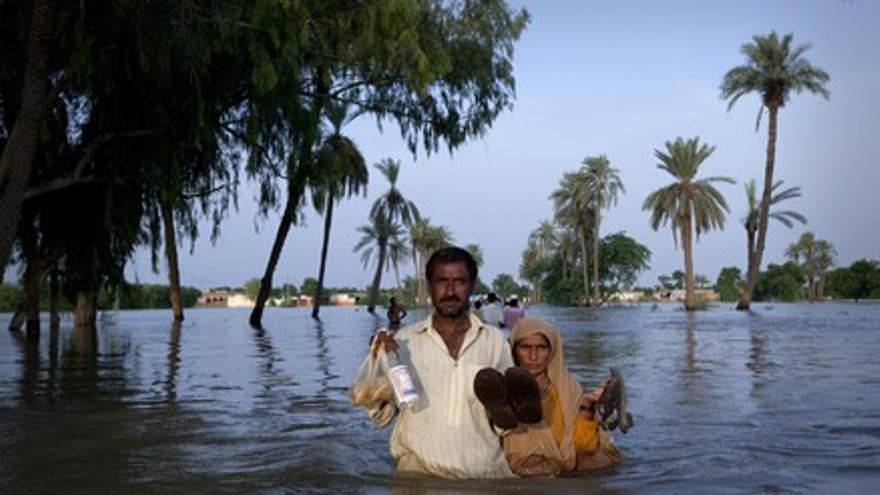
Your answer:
[682,215,696,311]
[0,0,53,280]
[74,290,97,330]
[312,201,334,319]
[739,105,780,310]
[49,263,60,330]
[592,205,602,305]
[250,197,295,328]
[367,240,388,313]
[579,227,590,306]
[23,255,41,340]
[161,199,184,321]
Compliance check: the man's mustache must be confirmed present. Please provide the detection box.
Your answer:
[440,296,461,303]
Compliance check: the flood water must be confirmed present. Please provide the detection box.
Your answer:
[1,303,879,494]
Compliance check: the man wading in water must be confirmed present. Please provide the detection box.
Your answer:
[350,246,542,478]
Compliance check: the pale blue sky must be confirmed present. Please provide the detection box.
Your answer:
[124,0,880,291]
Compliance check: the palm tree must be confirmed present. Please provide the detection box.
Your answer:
[551,170,593,305]
[721,31,830,310]
[409,218,432,305]
[643,137,735,311]
[743,179,806,290]
[529,220,557,259]
[354,212,406,313]
[368,158,420,312]
[309,102,368,318]
[464,243,484,268]
[584,155,625,305]
[785,232,835,301]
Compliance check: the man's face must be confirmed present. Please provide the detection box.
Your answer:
[429,261,474,318]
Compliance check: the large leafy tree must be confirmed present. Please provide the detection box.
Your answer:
[643,137,734,311]
[309,102,368,318]
[584,155,625,305]
[721,31,830,310]
[598,232,650,296]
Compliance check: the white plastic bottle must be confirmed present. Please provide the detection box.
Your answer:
[385,349,420,409]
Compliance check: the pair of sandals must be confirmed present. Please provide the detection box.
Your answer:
[475,366,635,434]
[473,367,542,430]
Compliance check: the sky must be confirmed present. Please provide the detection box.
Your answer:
[122,0,880,291]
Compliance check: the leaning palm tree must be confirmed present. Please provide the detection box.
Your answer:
[721,31,830,310]
[643,137,735,311]
[584,155,625,305]
[551,170,593,305]
[354,212,406,313]
[369,158,420,312]
[743,179,806,290]
[310,102,368,318]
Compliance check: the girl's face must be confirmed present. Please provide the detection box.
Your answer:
[514,333,551,377]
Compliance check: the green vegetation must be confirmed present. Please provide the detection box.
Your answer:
[643,137,734,310]
[1,283,200,312]
[826,260,880,302]
[721,31,830,310]
[715,267,744,302]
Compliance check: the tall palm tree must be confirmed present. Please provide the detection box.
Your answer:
[409,218,432,305]
[584,155,625,305]
[743,179,806,290]
[721,31,830,310]
[368,158,420,312]
[551,170,593,305]
[643,137,734,311]
[555,229,577,282]
[354,212,406,313]
[310,102,368,318]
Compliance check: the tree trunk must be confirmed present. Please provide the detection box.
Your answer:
[579,227,590,306]
[592,204,602,305]
[74,290,97,330]
[23,255,41,340]
[49,263,60,330]
[682,215,696,311]
[312,200,334,319]
[738,105,780,310]
[367,240,388,313]
[0,0,53,279]
[161,198,184,321]
[411,247,420,304]
[250,197,295,328]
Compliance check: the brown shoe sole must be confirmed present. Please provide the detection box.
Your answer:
[505,367,542,424]
[473,368,518,430]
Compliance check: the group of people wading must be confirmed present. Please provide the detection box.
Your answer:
[351,246,625,479]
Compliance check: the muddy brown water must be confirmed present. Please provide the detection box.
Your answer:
[2,303,879,494]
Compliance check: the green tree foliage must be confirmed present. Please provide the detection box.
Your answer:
[584,155,625,304]
[300,277,319,299]
[784,232,835,300]
[715,266,744,302]
[754,262,805,302]
[243,278,262,301]
[492,273,522,299]
[825,259,880,301]
[721,31,830,310]
[598,232,651,294]
[643,137,734,310]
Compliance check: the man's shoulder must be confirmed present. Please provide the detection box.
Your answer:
[394,317,430,339]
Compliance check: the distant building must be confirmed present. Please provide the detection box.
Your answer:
[329,293,358,305]
[198,289,255,308]
[655,289,719,302]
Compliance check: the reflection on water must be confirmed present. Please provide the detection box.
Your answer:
[2,303,879,494]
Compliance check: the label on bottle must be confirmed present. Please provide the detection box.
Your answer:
[388,364,419,407]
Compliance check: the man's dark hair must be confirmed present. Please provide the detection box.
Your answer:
[425,246,478,283]
[487,292,498,303]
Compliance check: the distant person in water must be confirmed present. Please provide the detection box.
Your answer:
[386,297,408,331]
[482,292,504,328]
[503,295,525,329]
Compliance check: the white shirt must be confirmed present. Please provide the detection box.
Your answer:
[481,302,504,328]
[354,313,514,478]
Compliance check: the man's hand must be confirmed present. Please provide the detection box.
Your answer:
[371,330,400,358]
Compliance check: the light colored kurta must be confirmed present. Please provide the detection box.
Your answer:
[353,313,515,478]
